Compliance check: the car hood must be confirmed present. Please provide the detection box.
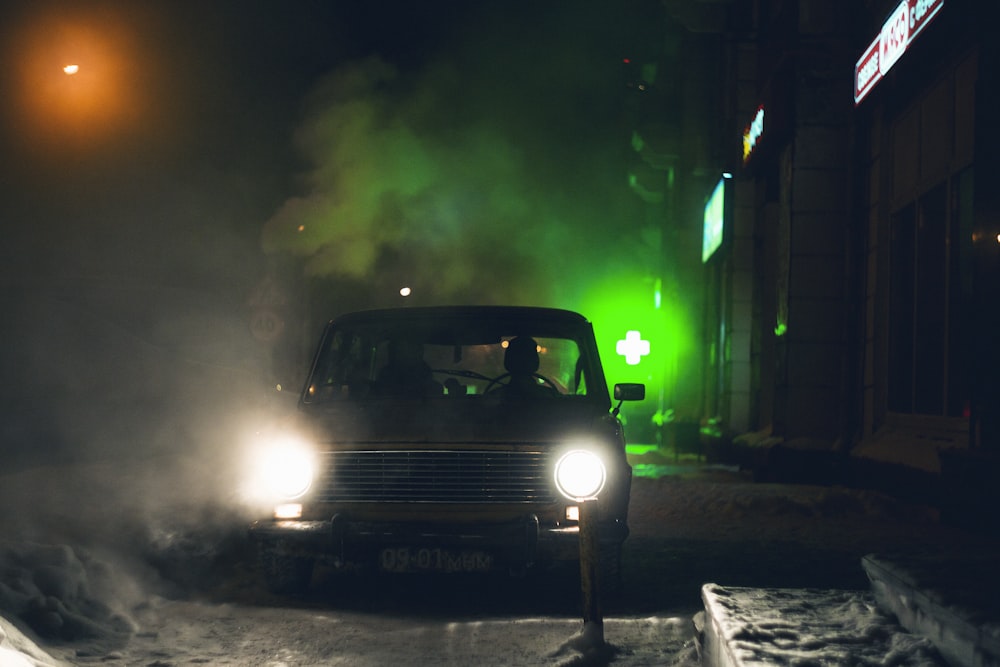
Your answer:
[298,399,619,445]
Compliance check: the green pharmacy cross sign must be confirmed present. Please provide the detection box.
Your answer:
[616,330,650,366]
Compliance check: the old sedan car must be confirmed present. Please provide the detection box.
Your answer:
[247,305,644,593]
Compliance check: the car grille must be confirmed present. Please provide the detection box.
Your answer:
[315,449,557,503]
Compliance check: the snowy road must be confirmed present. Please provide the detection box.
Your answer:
[3,457,996,666]
[40,597,695,666]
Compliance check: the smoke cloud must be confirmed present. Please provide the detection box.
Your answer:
[261,4,651,309]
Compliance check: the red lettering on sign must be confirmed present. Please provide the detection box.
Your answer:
[880,2,909,75]
[854,39,881,104]
[854,0,944,106]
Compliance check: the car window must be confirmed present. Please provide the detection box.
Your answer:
[304,326,591,402]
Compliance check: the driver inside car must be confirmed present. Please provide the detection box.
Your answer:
[501,336,559,398]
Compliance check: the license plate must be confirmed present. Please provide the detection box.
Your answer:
[378,547,493,573]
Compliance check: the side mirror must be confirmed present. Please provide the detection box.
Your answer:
[613,383,645,401]
[611,383,645,417]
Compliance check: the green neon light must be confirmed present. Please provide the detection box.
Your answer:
[575,273,696,411]
[616,330,650,365]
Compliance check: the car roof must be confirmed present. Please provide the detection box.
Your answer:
[327,305,592,327]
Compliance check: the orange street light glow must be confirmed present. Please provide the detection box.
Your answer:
[5,6,156,153]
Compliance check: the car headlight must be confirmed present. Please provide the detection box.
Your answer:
[554,449,606,501]
[257,436,316,500]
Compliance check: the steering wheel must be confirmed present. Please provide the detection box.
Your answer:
[484,372,560,394]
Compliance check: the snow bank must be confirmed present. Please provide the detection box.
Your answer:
[0,616,66,667]
[0,453,264,663]
[0,539,145,665]
[0,541,138,643]
[699,583,946,666]
[864,552,1000,667]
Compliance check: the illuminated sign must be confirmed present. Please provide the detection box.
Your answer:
[854,0,944,105]
[742,105,764,164]
[616,330,650,366]
[702,176,728,263]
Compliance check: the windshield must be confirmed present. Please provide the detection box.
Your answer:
[303,319,598,403]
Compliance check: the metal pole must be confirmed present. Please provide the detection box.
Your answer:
[578,498,604,642]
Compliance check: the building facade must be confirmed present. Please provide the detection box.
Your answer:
[696,0,997,493]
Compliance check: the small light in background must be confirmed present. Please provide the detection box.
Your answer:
[399,286,412,297]
[63,64,79,75]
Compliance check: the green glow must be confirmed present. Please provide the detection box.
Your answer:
[630,131,645,153]
[625,443,659,456]
[702,178,726,263]
[774,321,787,337]
[576,275,696,415]
[625,441,707,479]
[651,407,673,427]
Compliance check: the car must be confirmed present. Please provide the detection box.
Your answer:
[247,305,644,594]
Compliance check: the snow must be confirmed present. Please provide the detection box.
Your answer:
[1,448,998,665]
[0,616,63,667]
[699,584,945,666]
[0,542,138,644]
[863,553,1000,667]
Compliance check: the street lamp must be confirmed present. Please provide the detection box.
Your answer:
[554,449,608,644]
[7,10,145,152]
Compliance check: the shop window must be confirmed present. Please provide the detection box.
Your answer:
[948,169,974,417]
[888,171,973,417]
[888,203,915,412]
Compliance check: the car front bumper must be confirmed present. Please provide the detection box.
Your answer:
[249,513,629,571]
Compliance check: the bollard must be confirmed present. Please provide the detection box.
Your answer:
[578,498,604,642]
